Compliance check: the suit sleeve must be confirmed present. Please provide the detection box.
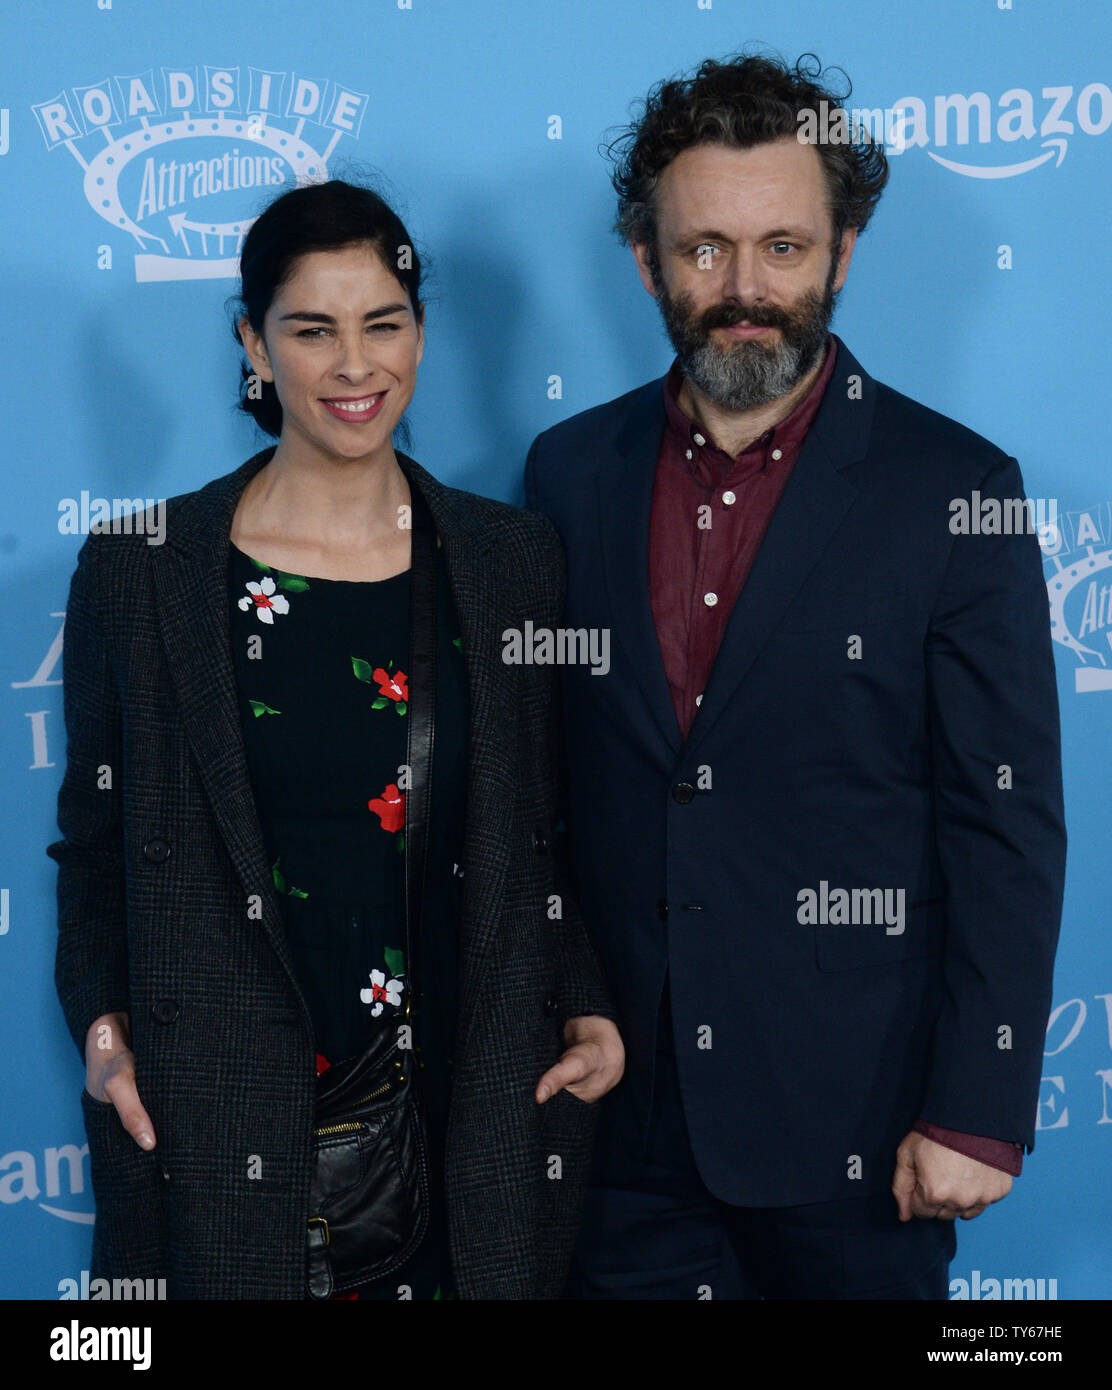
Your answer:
[518,511,617,1028]
[47,532,131,1061]
[919,452,1066,1151]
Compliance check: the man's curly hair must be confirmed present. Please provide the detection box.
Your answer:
[607,51,889,260]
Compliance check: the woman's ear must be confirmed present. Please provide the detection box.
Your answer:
[238,315,274,382]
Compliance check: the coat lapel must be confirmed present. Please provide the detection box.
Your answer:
[151,446,514,1028]
[152,449,288,973]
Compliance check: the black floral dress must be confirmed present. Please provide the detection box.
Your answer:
[227,537,469,1300]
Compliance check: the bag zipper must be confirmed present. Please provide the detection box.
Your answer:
[312,1078,397,1136]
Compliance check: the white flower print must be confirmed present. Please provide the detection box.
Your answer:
[360,968,404,1017]
[238,575,290,624]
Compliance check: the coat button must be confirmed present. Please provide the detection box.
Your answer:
[151,999,179,1024]
[143,838,171,863]
[543,992,559,1016]
[672,782,695,804]
[532,829,549,853]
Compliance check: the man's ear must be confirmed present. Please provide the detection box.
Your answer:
[630,241,661,299]
[833,227,858,293]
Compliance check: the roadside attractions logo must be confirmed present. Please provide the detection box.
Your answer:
[1043,502,1112,695]
[32,64,367,281]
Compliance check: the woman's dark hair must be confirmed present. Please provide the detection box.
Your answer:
[606,51,889,273]
[230,176,424,439]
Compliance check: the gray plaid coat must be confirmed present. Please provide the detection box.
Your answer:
[49,446,614,1299]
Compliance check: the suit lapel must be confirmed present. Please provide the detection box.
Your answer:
[596,382,685,757]
[682,337,875,759]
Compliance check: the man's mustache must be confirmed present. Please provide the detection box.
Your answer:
[697,301,798,333]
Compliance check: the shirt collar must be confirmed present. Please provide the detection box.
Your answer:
[663,334,838,479]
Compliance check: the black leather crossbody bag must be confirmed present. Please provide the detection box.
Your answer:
[305,488,438,1300]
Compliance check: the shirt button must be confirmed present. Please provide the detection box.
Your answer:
[672,782,696,804]
[722,490,736,505]
[704,592,718,607]
[685,449,693,461]
[771,448,783,461]
[693,432,706,446]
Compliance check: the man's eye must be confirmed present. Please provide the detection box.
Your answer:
[296,326,329,338]
[369,322,402,333]
[770,242,797,255]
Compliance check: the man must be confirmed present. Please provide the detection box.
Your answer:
[524,53,1066,1299]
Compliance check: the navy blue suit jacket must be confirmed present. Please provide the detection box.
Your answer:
[525,334,1066,1207]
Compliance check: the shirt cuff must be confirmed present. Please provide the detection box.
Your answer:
[913,1120,1023,1176]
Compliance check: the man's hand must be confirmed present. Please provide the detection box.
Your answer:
[84,1011,156,1150]
[535,1015,625,1104]
[892,1131,1012,1221]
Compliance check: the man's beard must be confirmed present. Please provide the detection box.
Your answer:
[655,252,839,411]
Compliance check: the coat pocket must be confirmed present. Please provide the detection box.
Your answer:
[80,1087,168,1282]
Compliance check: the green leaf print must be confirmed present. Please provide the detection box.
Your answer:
[451,636,462,652]
[244,555,308,588]
[351,657,376,683]
[384,946,405,978]
[371,696,389,710]
[271,856,307,898]
[249,700,281,717]
[395,700,407,715]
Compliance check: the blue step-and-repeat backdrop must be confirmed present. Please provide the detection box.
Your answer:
[1,0,1109,1301]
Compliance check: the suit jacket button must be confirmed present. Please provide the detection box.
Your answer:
[532,829,549,853]
[544,992,559,1016]
[152,999,179,1024]
[143,838,171,863]
[672,782,695,804]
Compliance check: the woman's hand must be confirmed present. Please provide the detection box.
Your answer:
[84,1011,157,1150]
[535,1015,625,1104]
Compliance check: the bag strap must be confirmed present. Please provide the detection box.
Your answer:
[403,482,438,1028]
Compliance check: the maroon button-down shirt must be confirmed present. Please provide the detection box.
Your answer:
[646,335,1022,1178]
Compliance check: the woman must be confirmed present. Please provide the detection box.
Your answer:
[49,177,623,1299]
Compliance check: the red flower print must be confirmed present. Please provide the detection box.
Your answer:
[368,782,405,834]
[315,1053,332,1076]
[373,667,409,703]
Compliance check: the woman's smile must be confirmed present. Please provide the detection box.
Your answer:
[320,391,388,423]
